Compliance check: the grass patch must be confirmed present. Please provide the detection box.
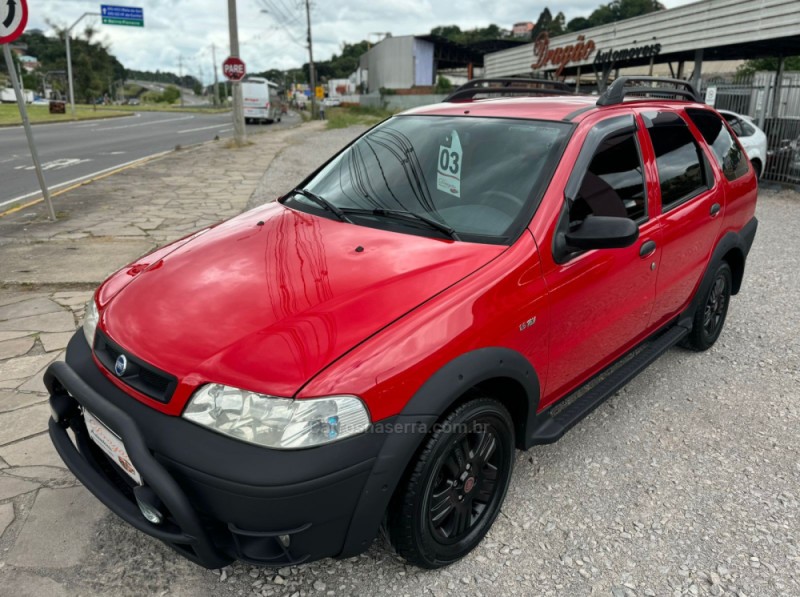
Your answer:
[0,103,130,126]
[326,106,395,129]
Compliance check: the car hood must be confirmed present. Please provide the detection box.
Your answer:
[101,203,505,412]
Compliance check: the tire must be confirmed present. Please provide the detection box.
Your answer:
[388,398,515,569]
[751,159,762,181]
[684,261,732,351]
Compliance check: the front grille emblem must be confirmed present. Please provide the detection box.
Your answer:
[114,354,128,376]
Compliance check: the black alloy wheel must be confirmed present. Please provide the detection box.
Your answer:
[389,398,515,568]
[684,261,733,351]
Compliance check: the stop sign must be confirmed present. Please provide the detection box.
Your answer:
[222,56,246,82]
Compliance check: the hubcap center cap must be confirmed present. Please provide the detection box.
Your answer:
[463,476,476,494]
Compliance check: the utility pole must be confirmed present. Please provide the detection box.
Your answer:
[65,12,100,118]
[227,0,246,145]
[305,0,317,119]
[211,43,220,107]
[178,55,185,108]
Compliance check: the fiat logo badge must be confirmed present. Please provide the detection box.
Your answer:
[114,354,128,376]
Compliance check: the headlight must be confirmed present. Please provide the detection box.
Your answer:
[82,298,99,347]
[182,384,371,449]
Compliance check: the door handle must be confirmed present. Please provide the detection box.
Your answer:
[710,203,721,217]
[639,240,657,257]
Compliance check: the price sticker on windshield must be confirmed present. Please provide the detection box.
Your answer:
[437,131,463,198]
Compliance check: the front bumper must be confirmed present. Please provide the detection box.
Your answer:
[45,332,391,568]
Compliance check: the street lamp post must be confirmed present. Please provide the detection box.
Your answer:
[65,12,100,118]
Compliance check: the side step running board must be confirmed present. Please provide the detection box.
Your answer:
[528,324,690,445]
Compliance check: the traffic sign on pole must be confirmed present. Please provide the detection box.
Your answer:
[222,56,246,82]
[100,5,144,27]
[3,44,57,221]
[0,0,28,44]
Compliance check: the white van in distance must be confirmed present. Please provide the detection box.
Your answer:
[242,77,282,124]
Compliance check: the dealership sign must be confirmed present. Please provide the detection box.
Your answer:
[532,30,662,75]
[532,32,595,76]
[594,41,661,67]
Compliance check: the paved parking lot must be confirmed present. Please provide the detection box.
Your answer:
[0,121,798,596]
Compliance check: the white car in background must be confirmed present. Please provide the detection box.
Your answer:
[718,109,767,179]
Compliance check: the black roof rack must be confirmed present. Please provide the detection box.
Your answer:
[443,77,572,102]
[597,76,701,106]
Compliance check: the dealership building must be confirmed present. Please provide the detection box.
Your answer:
[484,0,800,92]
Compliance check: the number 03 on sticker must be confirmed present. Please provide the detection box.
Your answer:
[437,131,463,198]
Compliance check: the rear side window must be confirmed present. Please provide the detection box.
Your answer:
[644,112,709,210]
[686,108,749,182]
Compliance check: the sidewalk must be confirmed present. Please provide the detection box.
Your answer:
[0,121,331,595]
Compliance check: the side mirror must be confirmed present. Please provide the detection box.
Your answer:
[564,215,639,251]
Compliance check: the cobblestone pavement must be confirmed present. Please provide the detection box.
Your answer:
[0,120,798,597]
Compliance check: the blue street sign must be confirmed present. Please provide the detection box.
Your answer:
[101,5,144,27]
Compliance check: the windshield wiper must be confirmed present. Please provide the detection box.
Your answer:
[344,208,460,241]
[291,188,353,223]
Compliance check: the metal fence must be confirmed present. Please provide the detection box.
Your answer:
[700,71,800,185]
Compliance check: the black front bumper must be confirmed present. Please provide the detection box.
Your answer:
[45,332,399,568]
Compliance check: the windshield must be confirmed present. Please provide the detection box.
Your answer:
[284,115,572,244]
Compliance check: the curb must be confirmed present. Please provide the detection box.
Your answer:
[0,150,173,218]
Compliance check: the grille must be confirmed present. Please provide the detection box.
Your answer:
[94,331,178,403]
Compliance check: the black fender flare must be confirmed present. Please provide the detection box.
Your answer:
[681,217,758,327]
[338,347,541,557]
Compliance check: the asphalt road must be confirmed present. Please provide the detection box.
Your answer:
[0,110,299,210]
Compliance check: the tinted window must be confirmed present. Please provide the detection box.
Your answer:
[570,132,646,224]
[645,113,708,209]
[686,108,749,181]
[285,116,571,244]
[741,121,756,137]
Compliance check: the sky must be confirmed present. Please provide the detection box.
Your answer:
[27,0,696,83]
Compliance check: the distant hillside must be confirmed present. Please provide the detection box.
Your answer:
[126,69,201,91]
[19,29,125,102]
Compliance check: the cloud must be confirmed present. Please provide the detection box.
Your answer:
[26,0,695,81]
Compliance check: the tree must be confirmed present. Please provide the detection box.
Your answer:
[21,28,125,102]
[434,76,453,93]
[161,86,181,103]
[532,8,554,39]
[737,56,800,76]
[567,0,666,32]
[566,16,591,32]
[551,12,567,36]
[428,24,506,45]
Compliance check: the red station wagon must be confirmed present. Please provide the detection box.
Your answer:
[46,77,758,569]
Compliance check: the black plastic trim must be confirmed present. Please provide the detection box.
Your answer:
[528,323,689,444]
[340,347,541,556]
[45,332,391,568]
[443,77,572,102]
[562,104,596,122]
[45,362,231,569]
[597,76,701,106]
[93,329,178,403]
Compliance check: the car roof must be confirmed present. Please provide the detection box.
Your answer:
[404,95,597,122]
[403,95,712,124]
